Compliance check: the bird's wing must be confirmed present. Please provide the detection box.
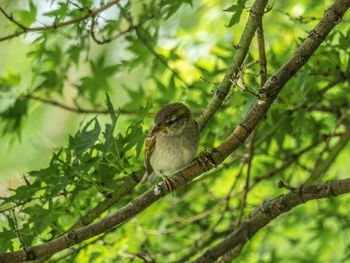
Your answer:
[144,134,156,175]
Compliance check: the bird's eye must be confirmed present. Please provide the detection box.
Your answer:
[165,118,177,126]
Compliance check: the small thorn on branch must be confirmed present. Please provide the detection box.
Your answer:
[278,181,296,191]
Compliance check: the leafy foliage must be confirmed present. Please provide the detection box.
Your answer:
[224,0,248,27]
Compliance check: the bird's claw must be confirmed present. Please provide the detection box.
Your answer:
[160,174,175,194]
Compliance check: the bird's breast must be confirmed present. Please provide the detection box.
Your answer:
[150,133,198,175]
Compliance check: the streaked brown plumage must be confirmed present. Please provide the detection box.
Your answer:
[140,103,200,191]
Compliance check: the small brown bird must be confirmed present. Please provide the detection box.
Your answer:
[140,103,200,191]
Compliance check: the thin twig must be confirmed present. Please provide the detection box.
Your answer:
[20,94,140,115]
[90,3,163,45]
[114,3,191,89]
[236,127,258,227]
[252,134,330,185]
[303,112,350,185]
[136,28,191,89]
[0,6,27,29]
[11,206,27,254]
[234,20,267,229]
[174,163,245,263]
[256,21,267,86]
[0,0,122,42]
[197,0,269,130]
[194,177,350,262]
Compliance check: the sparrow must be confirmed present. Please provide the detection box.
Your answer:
[140,102,200,191]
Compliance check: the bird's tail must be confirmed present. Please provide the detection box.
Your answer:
[139,172,159,185]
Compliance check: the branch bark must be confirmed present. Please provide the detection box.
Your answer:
[193,177,350,263]
[197,0,269,130]
[19,94,141,115]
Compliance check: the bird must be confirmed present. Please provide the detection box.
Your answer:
[140,102,200,192]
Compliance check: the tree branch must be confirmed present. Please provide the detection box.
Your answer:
[19,94,142,115]
[0,6,27,30]
[236,127,257,227]
[197,0,269,130]
[257,22,267,86]
[220,21,267,259]
[10,206,27,254]
[0,0,121,42]
[235,19,267,228]
[303,123,350,184]
[89,3,163,45]
[193,177,350,262]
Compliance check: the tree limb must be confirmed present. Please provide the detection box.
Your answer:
[197,0,269,130]
[193,177,350,263]
[20,94,140,115]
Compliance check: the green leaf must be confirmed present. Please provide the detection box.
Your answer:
[125,120,146,156]
[0,99,28,136]
[6,215,15,230]
[5,182,43,204]
[0,228,15,252]
[123,85,147,110]
[80,77,102,101]
[69,119,101,157]
[29,161,60,185]
[104,19,121,37]
[339,31,350,50]
[43,2,68,22]
[139,100,152,120]
[89,252,102,263]
[155,79,172,98]
[293,108,307,146]
[77,0,93,8]
[0,85,16,113]
[224,0,247,27]
[91,54,119,78]
[105,93,118,127]
[103,93,120,154]
[161,0,192,20]
[36,71,62,91]
[15,0,37,27]
[68,44,81,65]
[80,54,119,100]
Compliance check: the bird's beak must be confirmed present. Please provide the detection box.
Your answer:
[150,123,168,136]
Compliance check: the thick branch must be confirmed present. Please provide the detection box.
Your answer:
[197,0,269,130]
[224,130,350,261]
[193,177,350,262]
